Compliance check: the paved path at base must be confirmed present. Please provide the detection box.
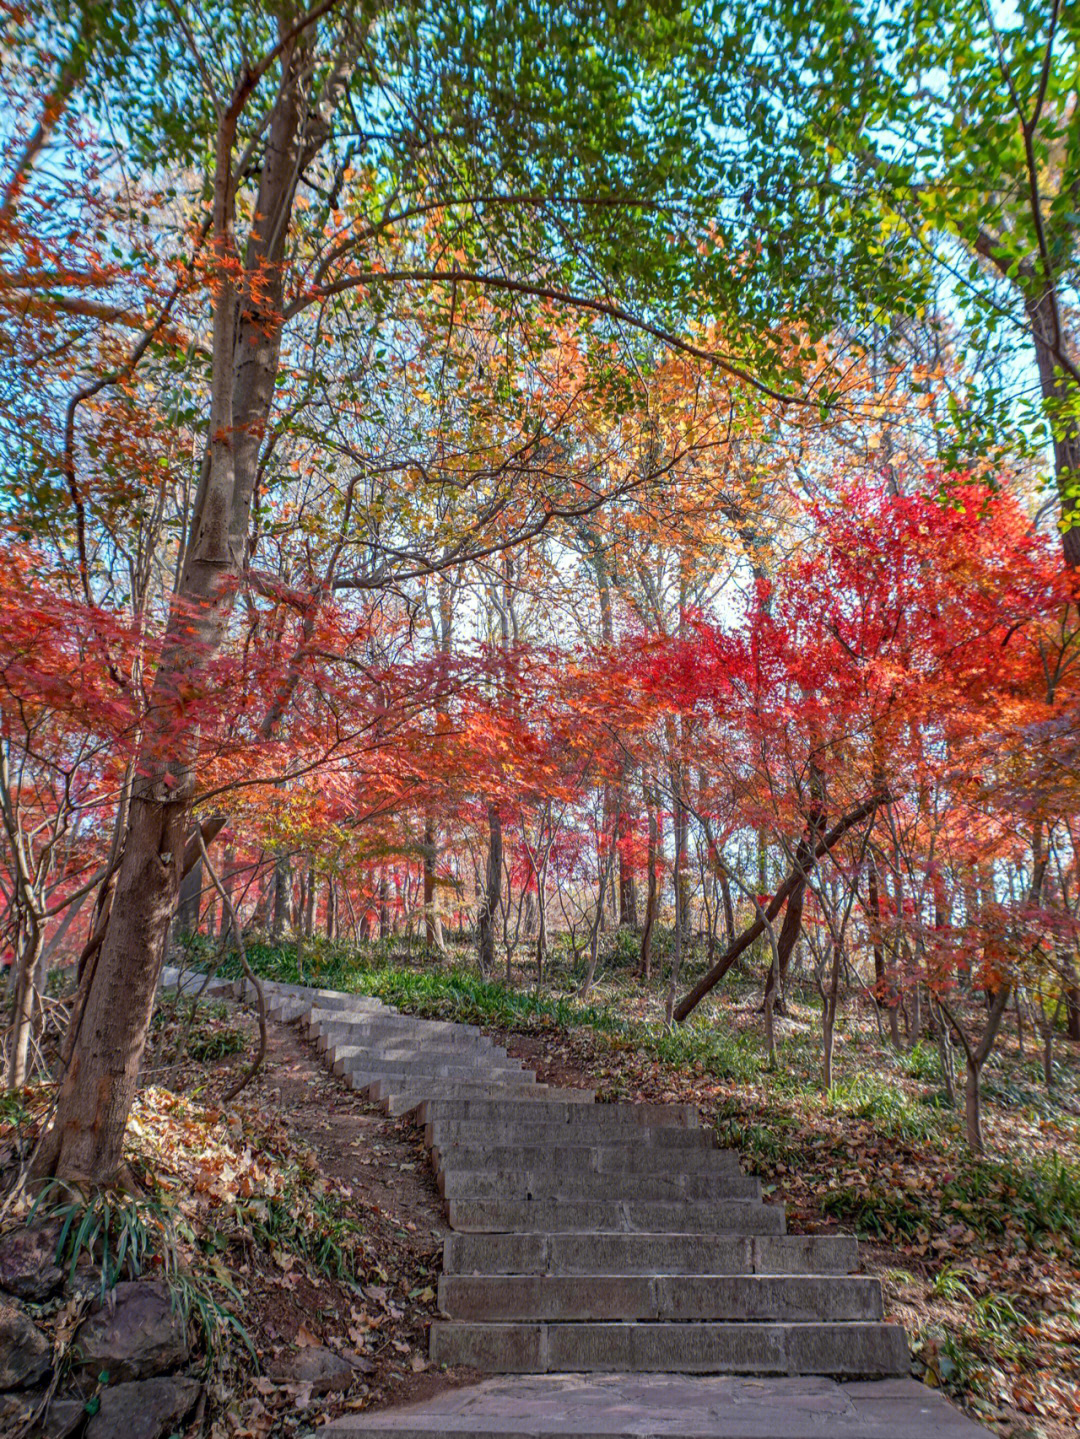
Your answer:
[322,1372,987,1437]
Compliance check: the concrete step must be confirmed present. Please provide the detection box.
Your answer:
[374,1083,565,1116]
[442,1232,861,1277]
[430,1143,738,1177]
[320,1373,988,1439]
[428,1320,910,1375]
[325,1037,503,1061]
[307,1008,482,1039]
[416,1099,698,1128]
[425,1119,702,1151]
[438,1170,762,1203]
[160,968,237,999]
[336,1060,528,1086]
[445,1199,785,1236]
[361,1067,536,1097]
[437,1274,884,1324]
[318,1034,494,1060]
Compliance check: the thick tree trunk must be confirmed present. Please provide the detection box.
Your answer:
[36,793,190,1180]
[37,39,310,1183]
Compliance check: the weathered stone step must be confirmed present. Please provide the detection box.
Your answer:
[325,1037,502,1062]
[426,1119,705,1151]
[342,1067,533,1099]
[443,1232,861,1277]
[416,1099,698,1128]
[310,1016,487,1047]
[335,1055,524,1079]
[376,1083,565,1116]
[367,1068,534,1096]
[430,1143,738,1177]
[438,1170,761,1203]
[445,1198,785,1235]
[429,1320,910,1375]
[438,1274,883,1324]
[320,1373,988,1438]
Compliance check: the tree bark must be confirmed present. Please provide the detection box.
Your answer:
[478,804,502,974]
[36,36,310,1182]
[639,787,659,980]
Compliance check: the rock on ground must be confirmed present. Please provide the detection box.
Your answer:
[84,1375,201,1439]
[270,1344,356,1394]
[0,1298,50,1390]
[72,1280,189,1383]
[0,1223,64,1302]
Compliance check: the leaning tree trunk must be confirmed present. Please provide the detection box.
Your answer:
[35,43,308,1183]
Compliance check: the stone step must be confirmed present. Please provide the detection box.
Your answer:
[442,1232,861,1277]
[335,1060,528,1087]
[445,1199,785,1235]
[310,1030,488,1064]
[359,1070,537,1099]
[307,1008,482,1039]
[437,1274,884,1324]
[160,968,237,999]
[430,1143,738,1177]
[325,1037,503,1061]
[416,1099,698,1128]
[425,1119,704,1151]
[374,1083,565,1116]
[319,1373,988,1439]
[438,1170,762,1203]
[428,1320,910,1375]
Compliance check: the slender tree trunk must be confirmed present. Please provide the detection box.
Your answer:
[964,1056,984,1149]
[664,795,687,1026]
[423,815,438,950]
[1064,957,1080,1042]
[822,942,841,1091]
[478,805,502,974]
[8,925,43,1090]
[1023,288,1080,567]
[378,870,390,939]
[176,861,202,936]
[303,861,316,938]
[325,877,336,941]
[639,789,658,981]
[618,806,637,930]
[719,871,735,946]
[272,856,291,936]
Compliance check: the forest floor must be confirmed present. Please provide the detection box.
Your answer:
[2,943,1078,1438]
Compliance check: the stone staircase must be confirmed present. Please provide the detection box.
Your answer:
[159,968,938,1435]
